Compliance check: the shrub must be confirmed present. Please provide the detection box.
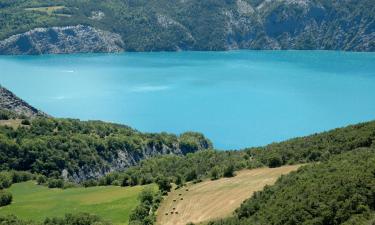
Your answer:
[21,119,31,125]
[267,155,282,168]
[0,112,9,120]
[0,191,12,207]
[223,165,234,178]
[47,179,64,188]
[0,172,12,189]
[37,175,47,185]
[210,166,221,180]
[10,171,33,183]
[83,179,98,187]
[43,213,111,225]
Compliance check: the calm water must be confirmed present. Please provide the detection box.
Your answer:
[0,51,374,149]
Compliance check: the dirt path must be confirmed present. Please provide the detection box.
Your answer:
[156,165,301,225]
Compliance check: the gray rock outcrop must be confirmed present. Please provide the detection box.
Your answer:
[0,86,47,117]
[0,25,124,55]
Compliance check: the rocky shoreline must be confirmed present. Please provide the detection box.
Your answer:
[0,25,124,55]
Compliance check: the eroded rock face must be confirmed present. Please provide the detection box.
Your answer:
[70,140,210,183]
[0,86,46,117]
[0,25,124,55]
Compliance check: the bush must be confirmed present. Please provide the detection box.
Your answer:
[0,191,12,207]
[210,166,221,180]
[0,112,10,120]
[0,215,34,225]
[0,172,12,189]
[83,179,98,187]
[21,119,31,125]
[223,165,234,178]
[267,155,282,168]
[37,175,47,185]
[44,213,111,225]
[11,171,33,183]
[47,179,64,188]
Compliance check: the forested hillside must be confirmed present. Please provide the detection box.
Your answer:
[209,148,375,225]
[0,0,374,54]
[99,120,375,188]
[0,110,212,182]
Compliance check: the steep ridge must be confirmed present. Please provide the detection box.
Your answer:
[0,86,212,182]
[0,85,46,117]
[0,0,373,54]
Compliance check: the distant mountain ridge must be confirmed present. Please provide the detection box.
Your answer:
[0,0,373,54]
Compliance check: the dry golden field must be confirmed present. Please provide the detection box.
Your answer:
[157,165,301,225]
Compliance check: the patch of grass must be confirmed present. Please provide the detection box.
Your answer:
[24,6,65,15]
[0,181,156,225]
[0,119,23,129]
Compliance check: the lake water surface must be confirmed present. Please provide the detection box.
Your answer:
[1,51,374,149]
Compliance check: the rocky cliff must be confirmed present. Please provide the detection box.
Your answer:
[0,0,373,54]
[0,25,124,55]
[0,86,46,117]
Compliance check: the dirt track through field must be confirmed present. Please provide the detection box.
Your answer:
[156,165,301,225]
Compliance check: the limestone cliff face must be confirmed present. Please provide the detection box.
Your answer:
[223,0,375,51]
[0,86,46,117]
[70,140,211,182]
[1,1,373,53]
[0,25,124,55]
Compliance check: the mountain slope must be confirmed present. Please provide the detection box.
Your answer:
[0,86,212,182]
[0,85,46,117]
[209,148,375,225]
[0,0,374,54]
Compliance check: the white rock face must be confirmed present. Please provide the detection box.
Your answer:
[0,25,124,55]
[236,0,254,15]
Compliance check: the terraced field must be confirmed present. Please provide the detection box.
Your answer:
[157,165,301,225]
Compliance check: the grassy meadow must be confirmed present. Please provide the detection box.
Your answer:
[0,181,156,224]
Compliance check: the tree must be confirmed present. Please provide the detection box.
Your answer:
[175,175,183,187]
[156,177,171,194]
[139,188,154,205]
[129,205,149,222]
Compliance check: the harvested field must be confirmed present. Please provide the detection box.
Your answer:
[157,165,301,225]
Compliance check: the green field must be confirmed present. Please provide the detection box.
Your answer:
[0,181,155,224]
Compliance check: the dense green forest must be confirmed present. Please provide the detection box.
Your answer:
[0,109,211,181]
[98,120,375,188]
[209,148,375,225]
[0,0,374,51]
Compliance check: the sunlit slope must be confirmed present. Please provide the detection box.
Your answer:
[157,165,301,225]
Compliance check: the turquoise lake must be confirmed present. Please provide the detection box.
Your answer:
[0,51,375,149]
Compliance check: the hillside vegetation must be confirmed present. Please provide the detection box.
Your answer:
[0,0,374,53]
[100,120,375,188]
[209,148,375,225]
[0,111,212,182]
